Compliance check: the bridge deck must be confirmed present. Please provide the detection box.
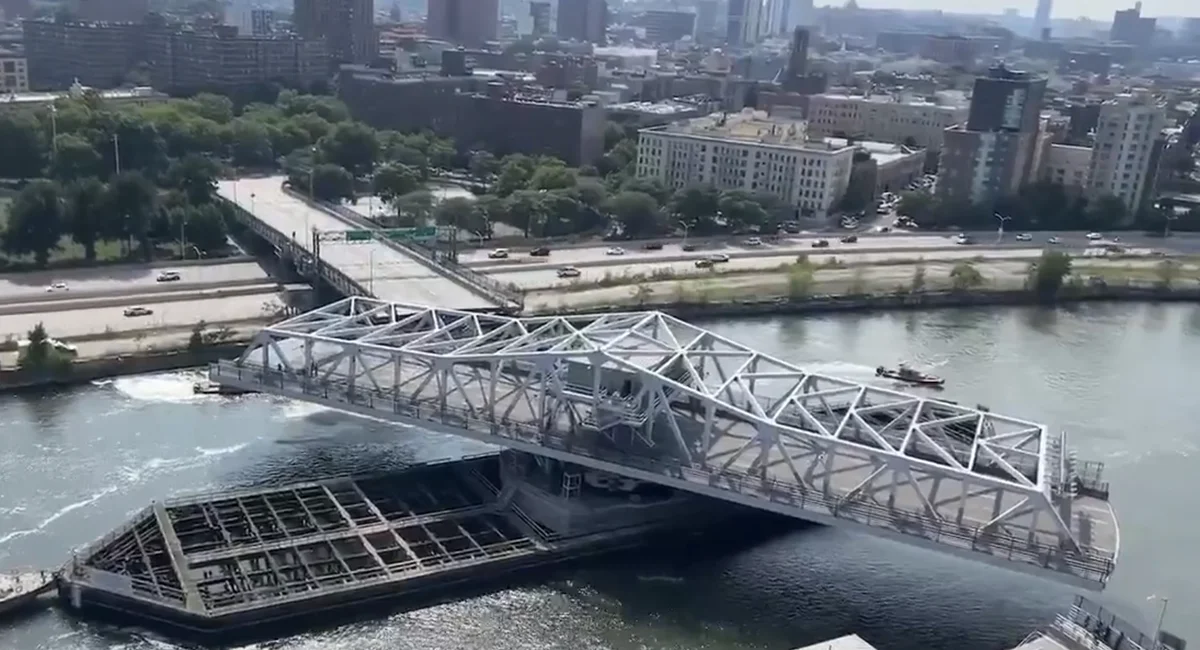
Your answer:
[216,297,1120,589]
[216,178,497,310]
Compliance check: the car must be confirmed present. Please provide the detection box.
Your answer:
[744,236,763,247]
[606,247,626,256]
[1014,233,1032,242]
[681,243,697,252]
[1047,236,1061,245]
[1086,232,1103,240]
[840,235,858,243]
[529,246,551,257]
[955,234,974,245]
[708,253,730,263]
[488,248,509,259]
[556,266,581,278]
[123,306,153,317]
[876,206,891,215]
[694,258,714,268]
[45,282,69,292]
[642,242,663,250]
[811,239,830,248]
[156,270,181,282]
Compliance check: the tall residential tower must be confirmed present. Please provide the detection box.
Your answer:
[295,0,376,65]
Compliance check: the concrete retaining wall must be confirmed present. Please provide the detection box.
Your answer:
[0,284,282,317]
[0,342,249,391]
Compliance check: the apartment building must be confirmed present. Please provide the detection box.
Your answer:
[145,28,328,94]
[636,109,856,218]
[806,93,969,151]
[0,47,27,93]
[1085,90,1166,215]
[1041,143,1093,191]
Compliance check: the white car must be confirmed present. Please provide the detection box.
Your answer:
[123,306,153,317]
[557,266,581,278]
[45,282,69,292]
[1086,232,1103,240]
[744,236,763,247]
[1047,237,1061,245]
[487,248,509,259]
[1014,233,1032,242]
[708,253,730,263]
[156,270,181,282]
[605,247,626,256]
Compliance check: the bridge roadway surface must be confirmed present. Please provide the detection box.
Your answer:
[216,177,497,310]
[213,298,1120,589]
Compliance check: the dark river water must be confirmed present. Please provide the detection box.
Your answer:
[2,304,1198,650]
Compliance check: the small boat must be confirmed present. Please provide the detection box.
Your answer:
[875,364,945,387]
[193,380,254,396]
[0,571,55,617]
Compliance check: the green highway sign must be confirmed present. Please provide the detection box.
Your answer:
[319,227,442,243]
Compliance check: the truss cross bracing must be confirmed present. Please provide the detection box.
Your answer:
[214,297,1120,589]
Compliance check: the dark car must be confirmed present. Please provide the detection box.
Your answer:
[811,239,830,248]
[840,235,858,243]
[642,242,664,250]
[681,243,697,252]
[530,246,551,257]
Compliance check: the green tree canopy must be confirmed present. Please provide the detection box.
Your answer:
[3,180,65,266]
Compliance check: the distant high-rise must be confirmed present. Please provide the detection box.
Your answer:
[784,26,809,79]
[1086,90,1165,217]
[295,0,376,64]
[1110,2,1155,48]
[426,0,499,46]
[1031,0,1052,40]
[0,0,31,21]
[725,0,761,47]
[529,1,551,37]
[556,0,606,43]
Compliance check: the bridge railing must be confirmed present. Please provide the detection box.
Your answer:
[281,185,523,312]
[210,361,1117,585]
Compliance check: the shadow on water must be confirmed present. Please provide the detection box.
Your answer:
[5,387,75,438]
[1187,305,1200,337]
[1021,305,1060,334]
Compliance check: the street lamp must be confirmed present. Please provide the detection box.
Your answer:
[993,212,1011,242]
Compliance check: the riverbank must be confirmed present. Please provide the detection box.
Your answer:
[534,285,1200,318]
[0,341,249,391]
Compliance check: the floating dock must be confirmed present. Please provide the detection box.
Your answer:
[0,571,55,617]
[59,450,772,640]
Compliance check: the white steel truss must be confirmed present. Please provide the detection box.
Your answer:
[215,297,1119,588]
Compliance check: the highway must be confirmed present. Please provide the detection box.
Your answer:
[2,293,285,339]
[0,261,272,301]
[216,177,498,309]
[492,249,1047,290]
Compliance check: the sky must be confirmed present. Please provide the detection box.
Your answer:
[851,0,1194,22]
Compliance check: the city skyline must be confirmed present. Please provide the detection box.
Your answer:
[845,0,1190,22]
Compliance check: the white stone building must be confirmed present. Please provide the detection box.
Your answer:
[636,109,856,218]
[0,50,28,94]
[806,93,969,151]
[1085,90,1166,215]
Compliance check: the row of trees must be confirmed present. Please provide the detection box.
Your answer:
[1,154,229,267]
[895,181,1197,232]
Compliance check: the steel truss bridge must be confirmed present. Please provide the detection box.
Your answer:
[211,297,1120,589]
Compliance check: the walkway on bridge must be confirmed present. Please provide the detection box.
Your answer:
[216,177,501,310]
[212,297,1120,590]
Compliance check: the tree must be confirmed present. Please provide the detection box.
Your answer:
[910,262,926,293]
[787,262,815,298]
[1085,195,1127,230]
[319,122,380,176]
[189,320,208,351]
[22,322,51,369]
[495,154,536,197]
[1029,250,1072,297]
[66,178,107,262]
[434,197,484,233]
[670,185,721,233]
[718,190,768,233]
[468,150,499,183]
[606,191,667,238]
[3,180,65,266]
[373,163,422,207]
[310,164,355,203]
[51,134,104,182]
[183,203,229,255]
[105,171,158,260]
[505,190,548,237]
[0,112,47,178]
[948,261,984,291]
[393,190,436,226]
[165,154,220,205]
[529,164,577,191]
[228,119,275,168]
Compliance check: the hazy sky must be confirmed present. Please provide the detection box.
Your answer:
[853,0,1194,22]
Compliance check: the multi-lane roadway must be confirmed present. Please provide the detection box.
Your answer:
[0,262,272,303]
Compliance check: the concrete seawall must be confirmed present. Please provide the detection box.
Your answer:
[0,342,250,391]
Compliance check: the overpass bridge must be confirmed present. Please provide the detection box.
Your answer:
[216,177,520,312]
[210,297,1120,590]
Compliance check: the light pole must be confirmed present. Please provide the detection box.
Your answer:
[250,192,256,217]
[50,105,58,161]
[112,133,121,174]
[993,212,1011,243]
[368,249,375,295]
[1149,595,1169,650]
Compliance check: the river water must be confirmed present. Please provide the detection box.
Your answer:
[2,304,1197,650]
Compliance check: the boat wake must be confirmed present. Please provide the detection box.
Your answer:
[0,485,119,546]
[112,372,209,404]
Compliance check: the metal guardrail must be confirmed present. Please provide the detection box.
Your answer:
[211,361,1117,585]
